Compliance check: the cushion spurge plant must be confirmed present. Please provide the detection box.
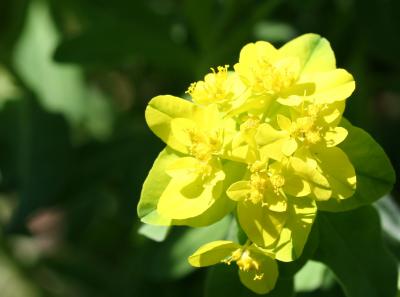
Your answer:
[137,33,396,295]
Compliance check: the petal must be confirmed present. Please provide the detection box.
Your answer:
[264,189,288,212]
[301,69,355,103]
[269,160,311,197]
[188,240,239,267]
[145,95,195,153]
[278,33,336,75]
[276,114,292,131]
[284,174,311,197]
[291,154,332,200]
[256,123,290,160]
[238,249,279,294]
[282,137,298,156]
[320,101,345,125]
[237,202,287,247]
[157,164,225,220]
[274,197,317,262]
[277,95,303,106]
[314,147,356,199]
[323,126,348,147]
[237,41,278,67]
[259,139,287,161]
[173,160,245,227]
[256,123,287,146]
[165,156,201,180]
[194,104,222,132]
[226,181,251,201]
[170,118,198,148]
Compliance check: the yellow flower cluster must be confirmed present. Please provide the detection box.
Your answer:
[141,34,357,294]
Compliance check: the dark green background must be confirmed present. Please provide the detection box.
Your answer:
[0,0,399,296]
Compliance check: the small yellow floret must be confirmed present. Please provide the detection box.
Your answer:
[187,65,234,107]
[251,57,299,95]
[187,129,222,162]
[270,174,285,194]
[289,102,330,146]
[222,248,263,281]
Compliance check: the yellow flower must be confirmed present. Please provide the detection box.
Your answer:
[139,33,360,271]
[186,65,247,113]
[226,153,320,249]
[233,34,355,112]
[145,96,239,221]
[234,41,300,96]
[189,240,278,294]
[255,98,356,201]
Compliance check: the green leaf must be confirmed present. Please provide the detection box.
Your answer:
[313,206,398,297]
[205,264,294,297]
[375,196,400,245]
[317,119,395,212]
[294,260,335,292]
[144,216,232,280]
[13,0,113,139]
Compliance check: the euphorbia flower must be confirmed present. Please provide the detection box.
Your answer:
[138,33,362,284]
[145,96,239,221]
[226,153,319,248]
[186,65,247,113]
[189,240,278,294]
[233,34,355,113]
[255,98,356,201]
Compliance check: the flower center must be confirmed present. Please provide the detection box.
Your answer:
[249,172,268,204]
[245,161,286,204]
[186,65,233,106]
[270,174,285,194]
[223,248,263,281]
[246,161,268,204]
[251,57,299,95]
[185,129,222,177]
[290,102,329,145]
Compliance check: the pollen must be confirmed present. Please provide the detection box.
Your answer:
[185,128,223,177]
[289,101,327,146]
[222,248,262,279]
[249,160,266,173]
[241,116,261,138]
[248,172,268,204]
[270,174,285,194]
[223,248,242,265]
[250,57,299,95]
[186,65,233,106]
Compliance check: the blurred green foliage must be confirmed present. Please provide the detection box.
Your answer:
[0,0,399,296]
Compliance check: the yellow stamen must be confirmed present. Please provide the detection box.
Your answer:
[270,174,285,194]
[222,248,262,278]
[250,57,299,95]
[186,65,233,106]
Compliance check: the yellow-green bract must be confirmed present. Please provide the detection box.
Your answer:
[137,33,395,294]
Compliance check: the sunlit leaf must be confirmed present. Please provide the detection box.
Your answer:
[313,206,398,297]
